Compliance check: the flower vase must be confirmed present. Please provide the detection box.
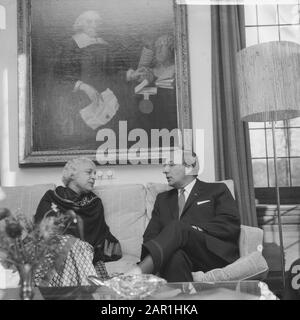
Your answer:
[18,263,34,300]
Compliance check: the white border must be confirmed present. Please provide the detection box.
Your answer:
[176,0,299,5]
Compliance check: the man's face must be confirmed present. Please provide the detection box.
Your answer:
[163,160,186,189]
[82,13,102,38]
[72,161,96,194]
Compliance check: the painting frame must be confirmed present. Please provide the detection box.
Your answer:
[17,0,192,166]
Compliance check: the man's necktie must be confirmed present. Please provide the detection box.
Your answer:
[178,188,186,218]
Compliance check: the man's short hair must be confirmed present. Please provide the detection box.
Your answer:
[62,157,95,186]
[165,149,199,176]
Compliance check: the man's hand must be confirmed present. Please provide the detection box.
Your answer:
[135,67,155,83]
[127,67,155,84]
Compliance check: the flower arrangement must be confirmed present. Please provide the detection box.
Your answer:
[0,204,77,299]
[0,204,76,267]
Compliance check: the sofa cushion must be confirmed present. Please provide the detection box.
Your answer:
[93,184,147,258]
[192,251,269,282]
[105,254,139,276]
[0,184,56,220]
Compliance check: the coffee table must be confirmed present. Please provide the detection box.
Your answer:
[0,280,278,300]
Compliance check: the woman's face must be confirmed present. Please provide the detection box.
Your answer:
[82,13,102,38]
[71,161,96,194]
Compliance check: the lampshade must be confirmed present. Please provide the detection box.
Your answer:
[236,41,300,122]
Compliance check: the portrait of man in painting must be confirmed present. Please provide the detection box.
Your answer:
[29,0,179,157]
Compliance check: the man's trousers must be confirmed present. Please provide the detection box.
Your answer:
[142,220,228,282]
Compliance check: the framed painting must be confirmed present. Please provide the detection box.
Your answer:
[18,0,192,166]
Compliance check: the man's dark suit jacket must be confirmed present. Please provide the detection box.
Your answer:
[142,179,241,264]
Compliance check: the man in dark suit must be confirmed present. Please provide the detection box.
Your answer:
[128,150,241,282]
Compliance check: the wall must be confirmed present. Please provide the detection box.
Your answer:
[0,1,214,187]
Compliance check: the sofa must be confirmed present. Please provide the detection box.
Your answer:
[0,180,269,283]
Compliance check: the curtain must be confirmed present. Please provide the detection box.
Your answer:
[211,5,257,226]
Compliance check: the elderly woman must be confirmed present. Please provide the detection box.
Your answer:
[34,157,121,286]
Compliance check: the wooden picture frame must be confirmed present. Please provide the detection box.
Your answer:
[17,0,192,166]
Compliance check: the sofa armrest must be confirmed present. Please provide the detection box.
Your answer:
[239,225,264,257]
[192,251,269,282]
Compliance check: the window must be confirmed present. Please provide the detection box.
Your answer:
[0,5,6,30]
[244,3,300,203]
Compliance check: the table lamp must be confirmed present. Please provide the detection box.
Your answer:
[236,41,300,290]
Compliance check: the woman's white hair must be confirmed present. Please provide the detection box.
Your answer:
[62,157,96,187]
[73,10,102,33]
